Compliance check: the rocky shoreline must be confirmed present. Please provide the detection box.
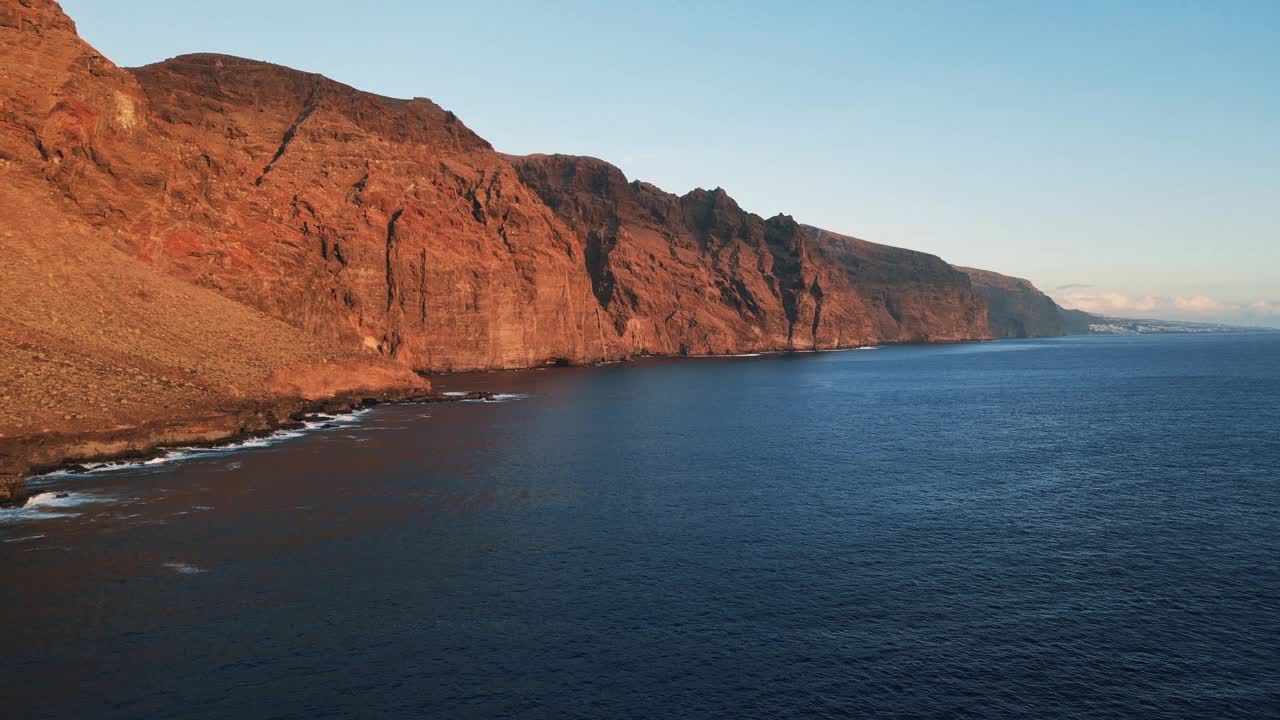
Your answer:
[0,341,954,507]
[0,0,1089,512]
[0,388,493,508]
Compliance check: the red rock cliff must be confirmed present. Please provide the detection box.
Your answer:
[126,54,619,371]
[508,154,989,353]
[2,0,1027,483]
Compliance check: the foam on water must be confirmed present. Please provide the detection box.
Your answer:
[824,345,879,352]
[442,391,527,403]
[162,561,207,575]
[0,492,115,524]
[2,533,47,543]
[37,408,371,479]
[465,393,530,403]
[688,348,881,358]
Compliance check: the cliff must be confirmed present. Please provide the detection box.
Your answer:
[1,0,1054,491]
[955,267,1070,338]
[508,155,989,354]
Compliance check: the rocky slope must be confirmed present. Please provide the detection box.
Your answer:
[956,267,1070,338]
[2,0,1062,495]
[1060,308,1101,335]
[0,0,419,492]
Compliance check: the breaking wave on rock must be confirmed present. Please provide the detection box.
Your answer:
[469,393,529,403]
[36,409,372,480]
[0,491,116,524]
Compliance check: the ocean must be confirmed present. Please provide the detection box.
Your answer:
[2,333,1278,719]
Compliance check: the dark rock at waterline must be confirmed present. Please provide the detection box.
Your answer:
[0,389,500,490]
[0,475,30,508]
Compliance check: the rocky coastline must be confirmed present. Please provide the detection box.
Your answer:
[0,0,1086,508]
[0,388,493,507]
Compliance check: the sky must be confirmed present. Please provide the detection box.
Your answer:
[62,1,1280,327]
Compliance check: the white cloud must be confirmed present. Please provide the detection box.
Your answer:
[1173,295,1231,315]
[1053,290,1160,315]
[1052,288,1280,325]
[1246,300,1280,317]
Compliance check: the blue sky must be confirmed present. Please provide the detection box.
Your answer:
[63,1,1279,326]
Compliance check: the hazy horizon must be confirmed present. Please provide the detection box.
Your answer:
[62,1,1279,327]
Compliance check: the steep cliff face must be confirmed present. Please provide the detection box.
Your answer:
[0,0,153,204]
[509,154,990,353]
[2,0,1028,484]
[955,267,1068,338]
[800,225,992,343]
[127,55,612,371]
[3,1,990,375]
[2,0,613,375]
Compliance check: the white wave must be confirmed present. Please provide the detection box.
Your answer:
[0,491,114,524]
[37,408,373,478]
[162,561,207,575]
[441,391,470,396]
[299,408,369,430]
[465,392,530,403]
[23,491,110,510]
[142,451,196,465]
[2,533,46,543]
[809,345,879,353]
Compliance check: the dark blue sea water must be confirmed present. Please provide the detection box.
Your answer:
[2,333,1278,719]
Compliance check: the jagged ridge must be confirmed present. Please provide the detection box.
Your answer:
[508,154,991,354]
